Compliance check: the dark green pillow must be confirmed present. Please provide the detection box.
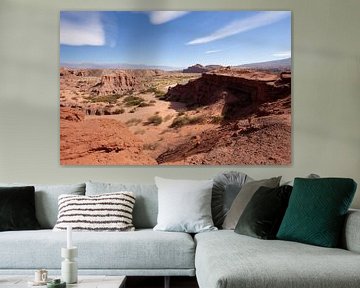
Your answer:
[0,186,41,231]
[277,178,357,247]
[235,185,292,239]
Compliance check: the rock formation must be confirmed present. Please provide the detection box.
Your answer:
[183,64,223,73]
[60,107,85,122]
[60,67,165,99]
[60,107,156,165]
[90,71,137,96]
[157,96,291,165]
[165,69,291,118]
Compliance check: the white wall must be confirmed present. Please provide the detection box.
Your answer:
[0,0,359,208]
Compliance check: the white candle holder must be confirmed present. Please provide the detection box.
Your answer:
[61,247,78,284]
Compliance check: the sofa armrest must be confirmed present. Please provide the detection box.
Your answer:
[342,209,360,253]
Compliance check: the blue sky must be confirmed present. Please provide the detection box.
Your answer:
[60,11,291,68]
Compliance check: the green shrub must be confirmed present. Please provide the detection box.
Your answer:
[138,102,153,107]
[188,115,204,125]
[90,94,122,104]
[177,110,186,116]
[155,91,166,98]
[164,114,173,122]
[145,87,158,93]
[145,86,166,98]
[146,115,163,126]
[170,115,204,128]
[125,118,142,126]
[210,115,223,124]
[123,95,145,107]
[112,108,125,115]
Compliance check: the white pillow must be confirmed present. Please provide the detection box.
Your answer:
[53,192,135,232]
[154,177,217,233]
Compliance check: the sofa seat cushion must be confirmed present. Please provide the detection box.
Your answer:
[0,229,195,270]
[195,230,360,288]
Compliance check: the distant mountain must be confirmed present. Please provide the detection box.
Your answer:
[61,58,291,72]
[60,62,183,71]
[236,58,291,70]
[183,64,223,73]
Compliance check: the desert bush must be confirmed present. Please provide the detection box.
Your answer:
[90,94,122,104]
[145,87,158,93]
[177,110,186,116]
[188,115,204,125]
[125,118,142,126]
[210,115,223,124]
[112,108,125,115]
[145,86,166,98]
[170,115,204,128]
[146,115,163,126]
[164,114,173,122]
[138,102,153,107]
[123,95,145,107]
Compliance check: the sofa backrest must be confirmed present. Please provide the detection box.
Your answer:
[86,181,158,229]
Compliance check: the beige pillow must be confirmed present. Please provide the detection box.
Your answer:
[222,177,281,230]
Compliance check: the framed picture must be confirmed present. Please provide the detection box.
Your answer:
[60,11,291,165]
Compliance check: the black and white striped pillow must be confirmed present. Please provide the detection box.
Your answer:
[53,192,136,231]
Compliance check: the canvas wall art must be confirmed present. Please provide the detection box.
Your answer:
[60,11,291,166]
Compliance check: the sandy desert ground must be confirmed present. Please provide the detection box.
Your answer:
[60,67,291,165]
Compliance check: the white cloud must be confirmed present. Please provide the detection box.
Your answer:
[205,50,222,54]
[273,51,291,58]
[187,11,290,45]
[60,12,105,46]
[149,11,189,25]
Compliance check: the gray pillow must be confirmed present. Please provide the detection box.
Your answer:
[0,183,85,228]
[86,181,158,229]
[283,173,320,186]
[153,177,217,233]
[222,177,281,230]
[212,171,252,228]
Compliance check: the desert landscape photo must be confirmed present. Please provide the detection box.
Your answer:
[60,11,292,165]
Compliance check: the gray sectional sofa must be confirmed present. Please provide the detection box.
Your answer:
[0,181,360,288]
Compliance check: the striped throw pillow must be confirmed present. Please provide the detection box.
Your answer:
[53,192,135,231]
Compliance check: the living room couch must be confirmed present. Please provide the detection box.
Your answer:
[0,181,359,288]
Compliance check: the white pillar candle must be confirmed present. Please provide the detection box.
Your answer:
[67,225,72,249]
